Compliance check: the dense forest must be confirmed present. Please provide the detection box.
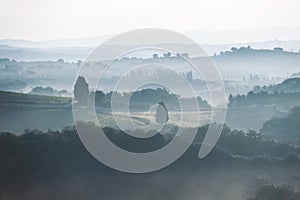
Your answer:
[0,123,299,200]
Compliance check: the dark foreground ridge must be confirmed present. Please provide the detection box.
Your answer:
[0,124,300,200]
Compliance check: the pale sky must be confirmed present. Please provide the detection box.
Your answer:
[0,0,300,43]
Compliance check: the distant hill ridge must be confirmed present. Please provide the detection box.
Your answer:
[0,39,300,61]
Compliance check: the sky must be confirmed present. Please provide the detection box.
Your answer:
[0,0,300,43]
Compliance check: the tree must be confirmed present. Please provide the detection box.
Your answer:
[163,52,171,58]
[228,94,234,107]
[94,90,106,106]
[231,47,238,52]
[57,58,64,63]
[74,76,89,105]
[76,60,82,68]
[152,53,158,59]
[155,101,169,124]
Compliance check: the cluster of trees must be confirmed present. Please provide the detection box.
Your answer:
[260,106,300,141]
[30,86,68,96]
[0,123,299,179]
[248,184,300,200]
[216,127,297,158]
[91,88,210,110]
[218,46,298,57]
[228,77,300,108]
[228,91,300,108]
[0,58,78,94]
[252,78,300,94]
[91,88,177,107]
[73,76,210,110]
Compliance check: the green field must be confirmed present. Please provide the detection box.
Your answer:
[0,90,71,104]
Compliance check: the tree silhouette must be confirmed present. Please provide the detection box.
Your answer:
[155,101,169,124]
[74,76,89,105]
